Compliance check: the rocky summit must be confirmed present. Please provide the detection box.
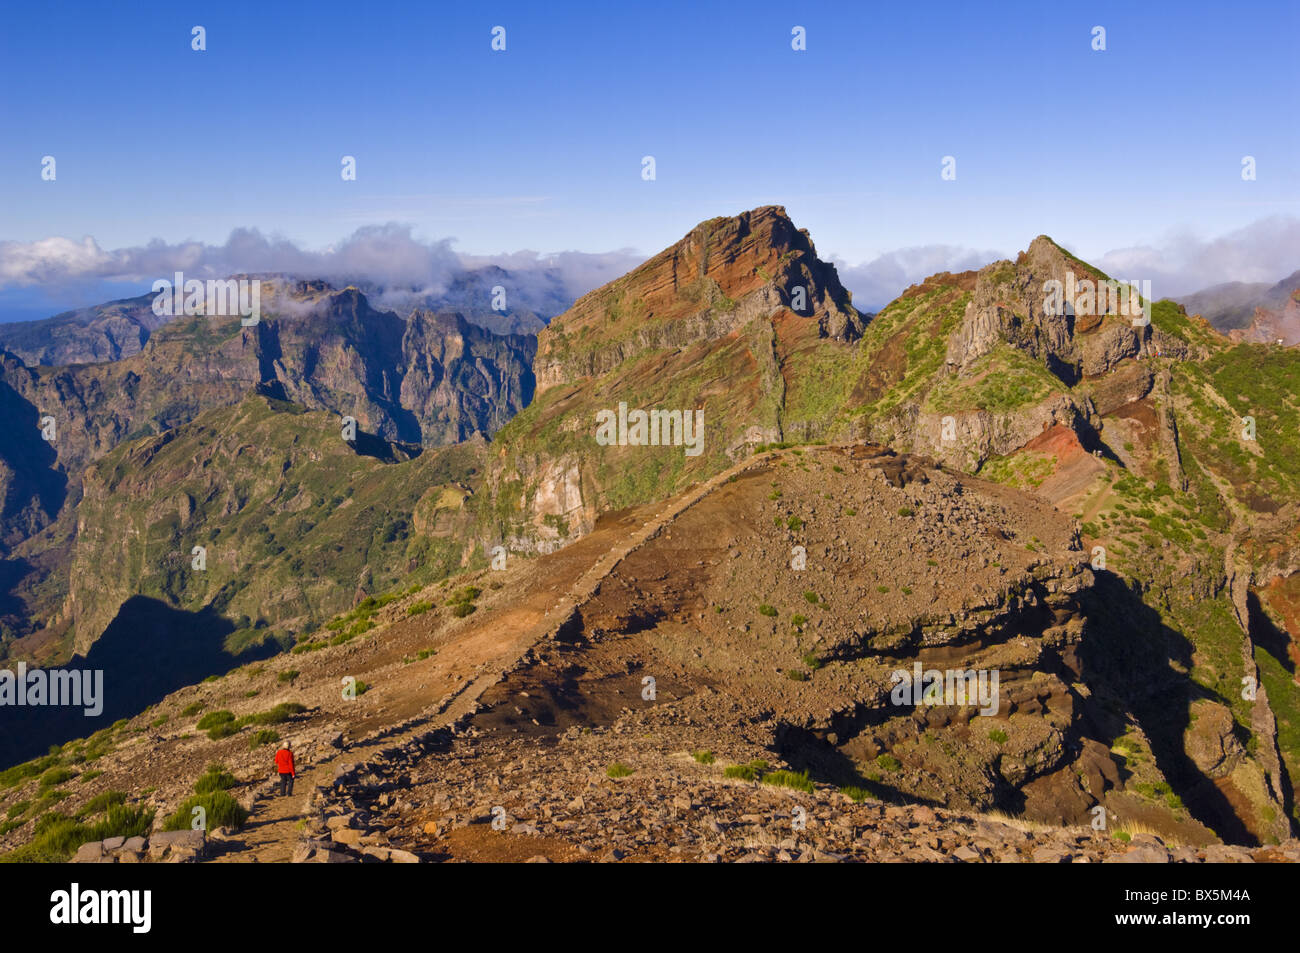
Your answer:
[0,206,1297,867]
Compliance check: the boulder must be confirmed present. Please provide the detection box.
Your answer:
[72,841,105,863]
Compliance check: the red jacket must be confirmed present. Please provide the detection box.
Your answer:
[275,748,295,776]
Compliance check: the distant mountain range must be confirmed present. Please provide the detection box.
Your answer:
[1177,270,1300,343]
[0,261,576,368]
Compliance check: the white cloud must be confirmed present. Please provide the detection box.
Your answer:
[832,245,1006,312]
[1088,217,1300,298]
[0,226,644,315]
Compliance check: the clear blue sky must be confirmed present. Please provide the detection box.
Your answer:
[1,0,1296,274]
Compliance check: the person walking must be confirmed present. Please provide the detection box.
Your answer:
[274,740,296,796]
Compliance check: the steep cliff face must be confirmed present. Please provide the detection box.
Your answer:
[962,235,1152,380]
[66,393,487,655]
[0,293,166,366]
[0,282,534,545]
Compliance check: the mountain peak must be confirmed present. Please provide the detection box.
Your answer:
[535,206,861,390]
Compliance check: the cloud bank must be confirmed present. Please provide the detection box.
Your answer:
[0,225,645,318]
[1,217,1296,321]
[832,245,1007,313]
[1089,217,1300,298]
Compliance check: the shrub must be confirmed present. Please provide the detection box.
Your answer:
[791,614,807,627]
[876,754,902,771]
[207,722,239,741]
[150,716,168,728]
[758,604,778,617]
[161,791,248,832]
[691,751,715,765]
[249,729,280,749]
[724,760,769,781]
[803,591,820,604]
[248,702,306,726]
[194,764,237,794]
[0,758,57,790]
[447,585,481,606]
[801,652,822,670]
[606,763,634,779]
[277,670,299,684]
[840,786,872,802]
[39,768,76,789]
[195,711,234,730]
[786,669,808,681]
[407,600,433,616]
[898,506,915,517]
[988,728,1009,744]
[761,770,814,794]
[451,603,476,618]
[77,790,127,817]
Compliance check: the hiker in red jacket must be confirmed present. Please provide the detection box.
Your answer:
[274,741,296,796]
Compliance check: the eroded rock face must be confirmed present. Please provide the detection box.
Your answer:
[945,236,1151,381]
[1184,700,1246,779]
[534,205,862,392]
[526,456,591,551]
[873,394,1100,473]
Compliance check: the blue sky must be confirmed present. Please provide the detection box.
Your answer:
[1,0,1296,317]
